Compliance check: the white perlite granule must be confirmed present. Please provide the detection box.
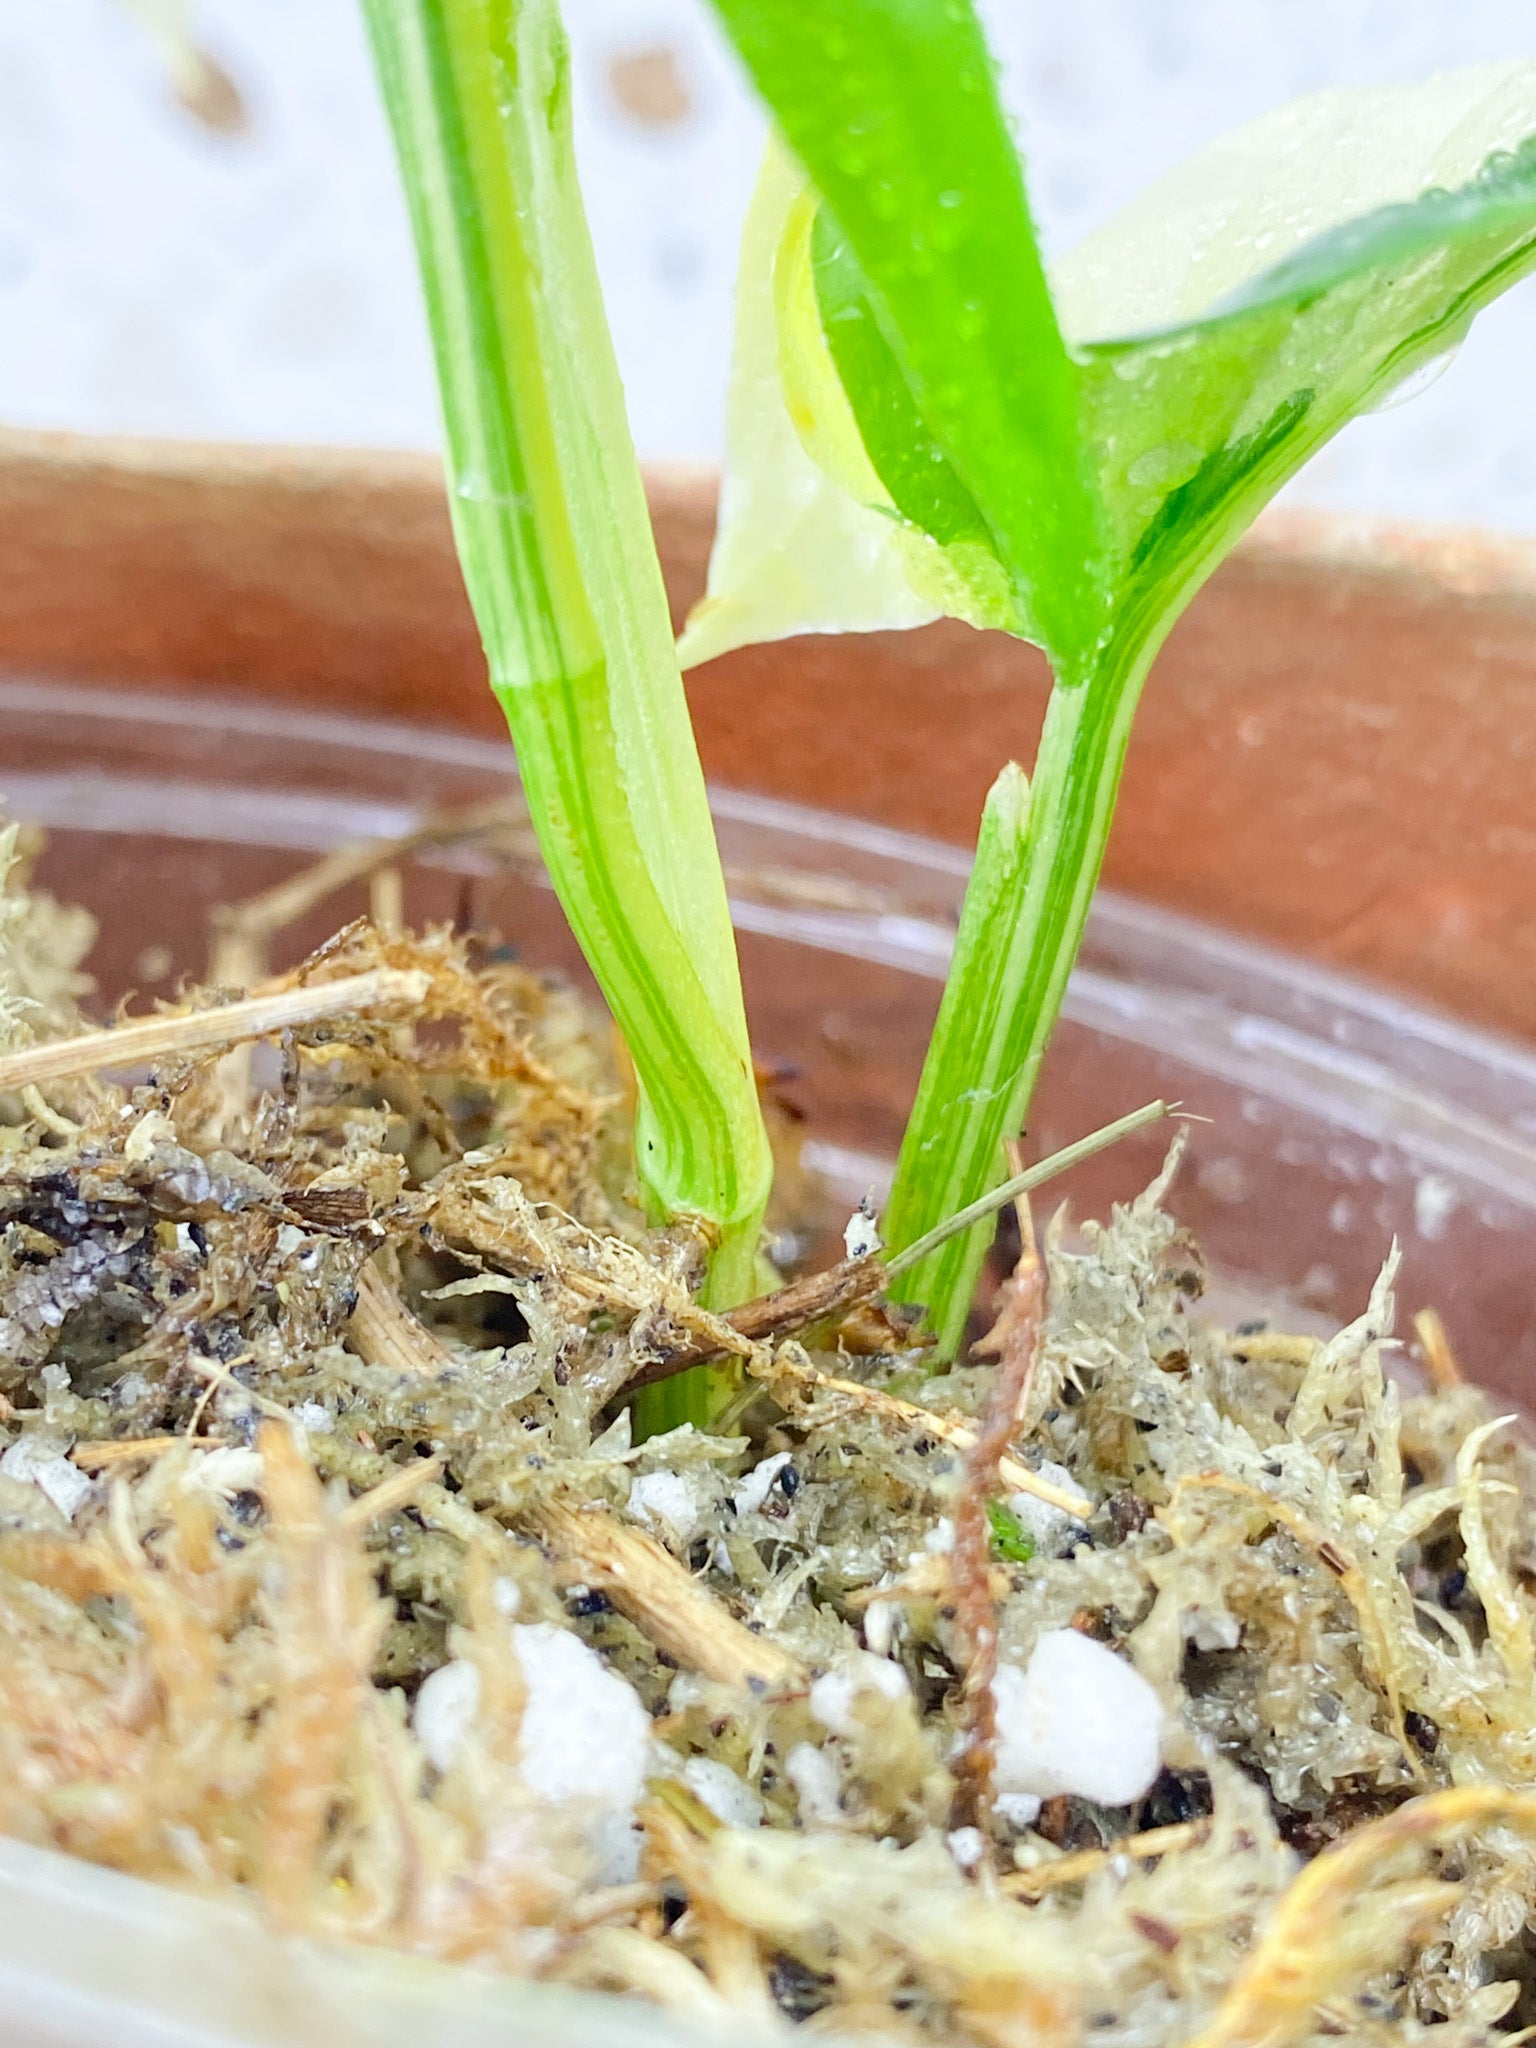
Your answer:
[843,1197,882,1261]
[992,1628,1163,1806]
[682,1755,764,1828]
[512,1623,650,1809]
[1005,1459,1089,1554]
[786,1741,844,1827]
[0,1436,93,1521]
[808,1651,909,1737]
[412,1657,482,1775]
[732,1450,793,1515]
[412,1623,650,1821]
[628,1469,702,1545]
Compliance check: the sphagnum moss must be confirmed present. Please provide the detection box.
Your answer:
[4,841,1536,2045]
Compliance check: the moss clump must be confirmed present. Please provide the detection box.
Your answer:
[3,844,1536,2045]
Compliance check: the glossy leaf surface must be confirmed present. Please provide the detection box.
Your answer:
[686,62,1536,666]
[701,0,1107,678]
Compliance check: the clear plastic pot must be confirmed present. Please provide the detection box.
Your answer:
[4,672,1536,2042]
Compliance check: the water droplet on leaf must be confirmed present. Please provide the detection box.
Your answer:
[1366,344,1462,413]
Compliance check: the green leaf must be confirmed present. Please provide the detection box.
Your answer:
[675,141,948,671]
[699,0,1107,678]
[810,207,997,557]
[987,1498,1036,1567]
[1060,63,1536,620]
[689,59,1536,1360]
[882,62,1536,1352]
[687,61,1536,669]
[361,0,771,1332]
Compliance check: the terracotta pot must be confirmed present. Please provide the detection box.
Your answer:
[3,426,1536,1045]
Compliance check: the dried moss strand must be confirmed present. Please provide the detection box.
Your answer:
[949,1199,1045,1833]
[1188,1788,1536,2048]
[1003,1818,1213,1900]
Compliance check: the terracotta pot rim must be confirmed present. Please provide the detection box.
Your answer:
[2,421,1532,608]
[4,422,1536,1052]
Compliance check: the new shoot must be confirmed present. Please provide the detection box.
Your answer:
[691,2,1536,1353]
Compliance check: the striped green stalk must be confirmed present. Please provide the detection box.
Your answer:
[361,0,772,1417]
[877,761,1033,1355]
[881,630,1163,1352]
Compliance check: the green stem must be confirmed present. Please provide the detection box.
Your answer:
[883,626,1161,1354]
[361,0,771,1377]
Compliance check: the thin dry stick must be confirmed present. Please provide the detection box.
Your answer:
[349,1263,458,1375]
[623,1253,887,1396]
[340,1294,803,1691]
[370,866,405,934]
[950,1159,1045,1838]
[207,793,529,978]
[757,1348,1088,1517]
[0,968,430,1093]
[522,1500,804,1695]
[337,1454,445,1531]
[884,1099,1172,1279]
[70,1435,221,1470]
[1003,1819,1213,1901]
[723,1251,887,1344]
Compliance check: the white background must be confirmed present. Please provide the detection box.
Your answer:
[3,0,1535,529]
